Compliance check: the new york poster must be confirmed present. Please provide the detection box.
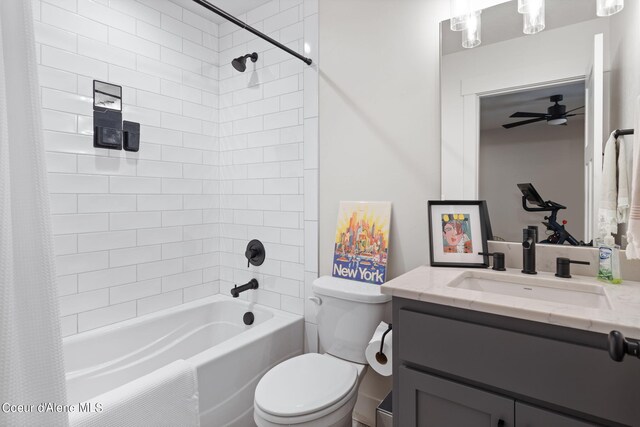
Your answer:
[332,201,391,285]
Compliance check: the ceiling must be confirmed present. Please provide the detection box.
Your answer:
[480,81,585,131]
[171,0,273,24]
[442,0,599,55]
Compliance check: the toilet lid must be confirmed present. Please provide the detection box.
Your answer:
[254,353,358,417]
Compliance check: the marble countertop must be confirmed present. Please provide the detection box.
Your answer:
[381,266,640,338]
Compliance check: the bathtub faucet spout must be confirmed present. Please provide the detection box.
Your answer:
[231,278,259,298]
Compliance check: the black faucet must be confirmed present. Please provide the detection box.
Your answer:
[522,227,537,274]
[231,278,259,298]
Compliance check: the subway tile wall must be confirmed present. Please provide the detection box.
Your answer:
[35,0,319,342]
[35,0,220,336]
[215,0,320,352]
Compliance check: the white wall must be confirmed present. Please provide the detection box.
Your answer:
[318,0,448,280]
[35,0,220,336]
[215,0,320,351]
[609,0,640,159]
[479,123,585,242]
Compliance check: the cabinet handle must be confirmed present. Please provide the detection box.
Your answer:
[608,330,640,362]
[497,420,505,427]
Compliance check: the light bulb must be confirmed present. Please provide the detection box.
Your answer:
[596,0,624,16]
[462,11,481,48]
[450,0,472,31]
[522,0,545,34]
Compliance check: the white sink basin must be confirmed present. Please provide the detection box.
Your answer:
[448,272,611,310]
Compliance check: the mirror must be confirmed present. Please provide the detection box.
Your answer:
[440,0,639,247]
[93,80,122,111]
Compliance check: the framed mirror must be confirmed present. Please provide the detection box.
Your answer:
[440,0,639,247]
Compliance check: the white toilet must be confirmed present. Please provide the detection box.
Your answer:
[253,276,391,427]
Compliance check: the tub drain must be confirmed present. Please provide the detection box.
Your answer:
[243,311,254,325]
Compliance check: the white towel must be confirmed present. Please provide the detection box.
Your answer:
[626,96,640,259]
[617,136,630,223]
[69,360,200,427]
[599,131,618,236]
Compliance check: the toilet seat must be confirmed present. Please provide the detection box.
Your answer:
[254,353,359,425]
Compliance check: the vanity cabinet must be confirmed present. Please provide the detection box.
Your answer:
[392,297,640,427]
[398,366,595,427]
[399,365,513,426]
[516,402,598,427]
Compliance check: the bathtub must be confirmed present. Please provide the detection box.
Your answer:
[63,295,304,426]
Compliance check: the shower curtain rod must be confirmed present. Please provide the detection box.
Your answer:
[191,0,313,66]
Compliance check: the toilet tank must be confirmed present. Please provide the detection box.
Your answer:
[312,276,391,364]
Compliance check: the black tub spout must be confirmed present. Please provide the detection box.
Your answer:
[231,279,259,298]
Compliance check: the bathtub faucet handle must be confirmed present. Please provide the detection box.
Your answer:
[245,240,266,268]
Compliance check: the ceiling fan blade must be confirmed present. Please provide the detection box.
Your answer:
[502,117,547,129]
[510,112,548,118]
[564,113,584,117]
[565,106,585,114]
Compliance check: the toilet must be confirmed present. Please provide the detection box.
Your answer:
[253,276,391,427]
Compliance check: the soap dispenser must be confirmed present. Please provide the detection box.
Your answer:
[598,235,622,284]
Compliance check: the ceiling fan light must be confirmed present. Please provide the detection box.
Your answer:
[548,118,567,126]
[596,0,624,16]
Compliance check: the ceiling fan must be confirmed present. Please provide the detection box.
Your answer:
[502,94,584,129]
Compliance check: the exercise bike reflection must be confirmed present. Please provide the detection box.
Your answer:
[517,183,591,246]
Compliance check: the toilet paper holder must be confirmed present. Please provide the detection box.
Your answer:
[375,323,393,365]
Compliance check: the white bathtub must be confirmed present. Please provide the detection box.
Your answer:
[63,295,304,426]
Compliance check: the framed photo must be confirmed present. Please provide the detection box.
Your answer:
[428,200,490,268]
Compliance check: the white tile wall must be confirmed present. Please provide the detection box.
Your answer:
[217,0,320,351]
[35,0,220,336]
[36,0,318,342]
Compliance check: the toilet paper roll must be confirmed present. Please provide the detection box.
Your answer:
[365,321,393,376]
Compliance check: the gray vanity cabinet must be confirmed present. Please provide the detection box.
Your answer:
[515,403,598,427]
[399,365,513,426]
[392,297,640,427]
[398,366,595,427]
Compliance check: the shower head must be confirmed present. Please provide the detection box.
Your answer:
[231,52,258,72]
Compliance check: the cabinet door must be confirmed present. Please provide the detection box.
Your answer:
[398,365,514,427]
[515,402,598,427]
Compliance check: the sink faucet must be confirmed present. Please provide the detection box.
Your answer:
[522,227,537,274]
[231,278,259,298]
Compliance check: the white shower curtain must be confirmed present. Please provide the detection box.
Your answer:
[0,1,68,426]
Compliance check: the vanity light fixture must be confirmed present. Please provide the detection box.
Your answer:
[518,0,545,34]
[450,0,483,48]
[450,0,621,48]
[597,0,624,16]
[462,11,482,48]
[450,0,472,31]
[522,8,545,34]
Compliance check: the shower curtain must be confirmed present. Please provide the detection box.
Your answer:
[0,1,68,426]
